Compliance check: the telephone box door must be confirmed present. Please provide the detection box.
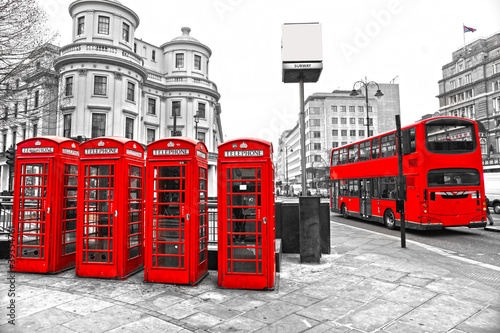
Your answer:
[149,161,190,282]
[221,163,268,289]
[79,161,117,276]
[14,160,52,272]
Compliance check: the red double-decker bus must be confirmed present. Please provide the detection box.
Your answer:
[330,116,487,230]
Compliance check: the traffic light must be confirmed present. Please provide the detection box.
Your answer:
[5,146,16,167]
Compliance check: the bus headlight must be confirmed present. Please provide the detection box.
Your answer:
[423,209,428,214]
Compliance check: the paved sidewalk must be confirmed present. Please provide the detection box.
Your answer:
[1,221,499,333]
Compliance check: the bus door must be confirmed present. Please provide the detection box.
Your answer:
[332,180,339,212]
[360,178,372,218]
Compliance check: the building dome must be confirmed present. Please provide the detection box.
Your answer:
[171,27,199,43]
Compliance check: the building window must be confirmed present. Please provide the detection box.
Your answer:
[171,130,182,136]
[341,118,347,124]
[147,98,156,115]
[358,118,364,124]
[172,101,181,116]
[93,76,107,95]
[350,130,356,136]
[341,130,347,136]
[122,23,130,42]
[332,142,339,148]
[63,114,72,138]
[3,107,7,120]
[340,106,346,112]
[24,98,28,112]
[313,143,321,150]
[493,80,500,91]
[2,134,6,152]
[494,63,500,74]
[197,131,205,142]
[91,114,106,138]
[197,103,206,118]
[175,53,184,68]
[33,124,38,137]
[152,50,156,61]
[465,74,472,84]
[359,130,365,136]
[34,90,39,108]
[125,117,134,139]
[332,118,338,124]
[368,106,373,112]
[358,106,363,112]
[14,103,18,118]
[194,55,201,70]
[98,16,110,35]
[349,106,355,112]
[77,16,85,35]
[22,128,26,140]
[450,80,456,89]
[313,131,321,138]
[147,129,155,144]
[331,106,337,112]
[65,76,73,97]
[332,130,338,136]
[134,43,137,53]
[310,119,320,126]
[349,118,355,124]
[127,82,135,102]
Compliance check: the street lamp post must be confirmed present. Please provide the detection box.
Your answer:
[193,111,200,140]
[350,78,384,138]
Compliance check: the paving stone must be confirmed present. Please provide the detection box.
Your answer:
[254,313,320,333]
[280,291,321,307]
[456,305,500,333]
[379,285,437,308]
[207,316,266,333]
[334,279,398,303]
[0,307,81,332]
[62,304,142,332]
[158,298,205,319]
[16,290,82,319]
[242,300,304,324]
[337,298,413,332]
[374,269,408,282]
[107,315,184,332]
[135,293,189,315]
[379,320,432,333]
[181,312,224,330]
[397,294,485,332]
[397,275,433,287]
[55,296,114,316]
[296,296,363,322]
[221,296,267,312]
[351,264,388,278]
[195,301,242,320]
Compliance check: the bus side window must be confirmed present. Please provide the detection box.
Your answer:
[372,178,379,198]
[372,138,379,159]
[340,180,348,196]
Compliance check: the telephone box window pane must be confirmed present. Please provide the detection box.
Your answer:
[233,261,257,273]
[232,168,255,180]
[158,166,180,178]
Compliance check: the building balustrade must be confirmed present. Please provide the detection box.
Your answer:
[60,43,143,65]
[164,76,218,91]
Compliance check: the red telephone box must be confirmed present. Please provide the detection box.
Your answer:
[11,136,80,273]
[76,137,144,279]
[217,138,276,290]
[144,137,209,285]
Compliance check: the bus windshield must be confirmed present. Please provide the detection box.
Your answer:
[425,118,476,154]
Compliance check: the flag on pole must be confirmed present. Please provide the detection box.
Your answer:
[463,25,477,33]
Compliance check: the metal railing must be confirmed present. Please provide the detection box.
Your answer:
[0,196,13,234]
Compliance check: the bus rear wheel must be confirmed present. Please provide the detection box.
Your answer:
[384,209,396,230]
[341,204,349,219]
[494,202,500,214]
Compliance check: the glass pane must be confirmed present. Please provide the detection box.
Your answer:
[158,166,180,178]
[232,168,255,180]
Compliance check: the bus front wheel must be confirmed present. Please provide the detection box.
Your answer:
[384,209,396,230]
[341,204,349,219]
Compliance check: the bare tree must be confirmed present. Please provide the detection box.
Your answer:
[0,0,60,130]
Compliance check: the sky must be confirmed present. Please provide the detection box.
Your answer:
[42,0,500,149]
